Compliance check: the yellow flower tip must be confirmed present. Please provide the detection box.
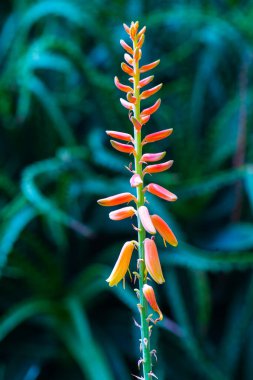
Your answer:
[144,238,165,284]
[106,241,135,287]
[143,284,163,322]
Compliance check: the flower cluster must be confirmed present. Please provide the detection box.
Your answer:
[97,22,177,374]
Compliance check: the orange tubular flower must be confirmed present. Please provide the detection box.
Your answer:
[141,98,161,116]
[145,183,177,202]
[144,238,165,284]
[143,160,173,175]
[140,84,163,100]
[142,128,173,145]
[151,214,178,247]
[124,53,133,66]
[138,75,154,88]
[121,62,134,76]
[110,140,136,155]
[130,173,143,187]
[120,39,133,55]
[97,192,137,207]
[120,98,134,110]
[143,284,163,322]
[109,206,136,221]
[107,241,136,286]
[106,130,133,142]
[140,59,160,73]
[138,206,156,234]
[140,152,166,163]
[114,76,133,93]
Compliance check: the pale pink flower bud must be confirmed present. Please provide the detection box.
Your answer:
[138,206,156,234]
[130,173,143,187]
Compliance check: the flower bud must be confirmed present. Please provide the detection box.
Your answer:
[109,206,136,221]
[138,206,156,234]
[107,241,135,286]
[151,214,178,247]
[144,238,165,284]
[143,284,163,322]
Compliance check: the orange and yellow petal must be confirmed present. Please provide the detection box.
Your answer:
[151,214,178,247]
[106,241,135,286]
[143,284,163,322]
[144,238,165,284]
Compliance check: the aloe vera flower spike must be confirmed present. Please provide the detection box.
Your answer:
[97,21,178,379]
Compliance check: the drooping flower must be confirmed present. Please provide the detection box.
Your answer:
[143,284,163,322]
[151,214,178,247]
[144,238,165,284]
[107,241,136,286]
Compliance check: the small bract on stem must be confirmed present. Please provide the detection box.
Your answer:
[97,21,178,380]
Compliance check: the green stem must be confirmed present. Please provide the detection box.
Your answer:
[133,38,152,379]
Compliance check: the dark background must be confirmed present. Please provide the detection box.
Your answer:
[0,1,253,379]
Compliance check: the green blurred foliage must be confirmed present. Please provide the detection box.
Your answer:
[0,0,253,379]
